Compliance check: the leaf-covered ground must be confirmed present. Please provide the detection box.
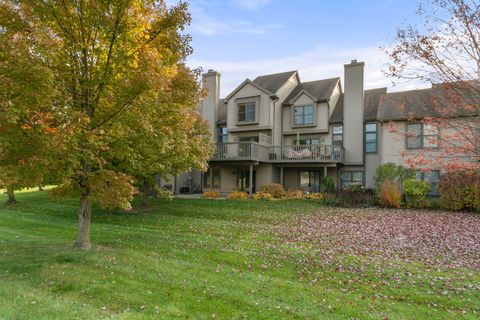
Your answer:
[277,208,480,269]
[1,191,479,319]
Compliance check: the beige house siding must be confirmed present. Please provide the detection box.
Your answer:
[282,97,329,133]
[226,83,272,131]
[274,75,299,146]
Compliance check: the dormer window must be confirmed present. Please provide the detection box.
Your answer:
[237,101,256,123]
[293,105,314,126]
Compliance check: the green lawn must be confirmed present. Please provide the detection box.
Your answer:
[0,191,479,319]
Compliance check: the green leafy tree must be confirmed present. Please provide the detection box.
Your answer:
[0,31,55,204]
[0,0,212,249]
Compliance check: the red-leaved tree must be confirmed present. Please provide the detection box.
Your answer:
[385,0,480,171]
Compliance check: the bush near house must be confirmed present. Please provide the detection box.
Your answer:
[404,179,430,208]
[439,170,480,212]
[258,183,285,199]
[332,186,376,208]
[252,191,274,201]
[282,190,305,200]
[374,163,415,191]
[201,190,221,199]
[320,176,336,193]
[377,179,402,208]
[226,191,249,200]
[305,192,324,200]
[156,188,173,200]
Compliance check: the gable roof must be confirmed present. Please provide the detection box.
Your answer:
[224,79,275,102]
[283,78,340,105]
[329,87,387,123]
[252,70,298,94]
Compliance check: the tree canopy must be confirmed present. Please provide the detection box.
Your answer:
[0,0,212,249]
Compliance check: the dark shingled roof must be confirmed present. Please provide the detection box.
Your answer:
[329,87,387,123]
[284,78,340,105]
[252,70,297,94]
[377,83,479,121]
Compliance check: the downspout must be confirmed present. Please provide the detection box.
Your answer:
[271,96,279,183]
[271,95,279,147]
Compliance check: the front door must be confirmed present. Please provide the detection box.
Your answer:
[237,170,256,193]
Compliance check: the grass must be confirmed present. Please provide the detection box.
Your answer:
[0,191,479,319]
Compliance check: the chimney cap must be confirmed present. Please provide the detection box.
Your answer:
[203,69,221,77]
[344,60,365,68]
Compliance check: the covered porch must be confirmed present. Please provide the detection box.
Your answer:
[204,161,274,195]
[276,164,339,192]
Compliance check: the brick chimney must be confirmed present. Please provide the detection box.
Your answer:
[343,60,365,165]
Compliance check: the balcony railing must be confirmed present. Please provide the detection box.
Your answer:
[211,142,270,161]
[211,142,344,163]
[268,144,344,163]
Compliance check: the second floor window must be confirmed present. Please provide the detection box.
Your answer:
[293,105,314,126]
[300,138,320,145]
[237,101,256,123]
[365,122,377,153]
[239,136,259,143]
[406,123,439,149]
[332,125,343,145]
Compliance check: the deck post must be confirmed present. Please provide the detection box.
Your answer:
[249,164,253,196]
[209,167,213,191]
[280,166,284,188]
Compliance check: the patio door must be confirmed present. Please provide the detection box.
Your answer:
[237,170,256,193]
[300,171,321,192]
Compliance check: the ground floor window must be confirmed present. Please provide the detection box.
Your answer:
[340,171,363,188]
[415,170,440,196]
[300,171,321,192]
[204,168,221,189]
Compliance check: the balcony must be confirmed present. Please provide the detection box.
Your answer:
[268,145,344,163]
[211,142,344,163]
[211,142,270,162]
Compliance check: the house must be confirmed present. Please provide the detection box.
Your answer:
[162,60,478,196]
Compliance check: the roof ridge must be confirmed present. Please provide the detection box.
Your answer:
[253,70,298,79]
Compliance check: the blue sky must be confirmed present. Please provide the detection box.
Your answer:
[167,0,426,96]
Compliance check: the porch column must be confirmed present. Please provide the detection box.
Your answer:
[280,166,284,188]
[249,164,253,196]
[209,168,213,191]
[324,166,327,179]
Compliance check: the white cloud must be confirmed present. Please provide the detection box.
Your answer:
[188,44,429,97]
[230,0,272,11]
[186,1,281,35]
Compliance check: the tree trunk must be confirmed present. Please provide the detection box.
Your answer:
[74,195,92,250]
[38,185,44,191]
[6,188,17,205]
[142,178,150,207]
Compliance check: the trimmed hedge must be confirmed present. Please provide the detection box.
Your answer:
[439,170,480,211]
